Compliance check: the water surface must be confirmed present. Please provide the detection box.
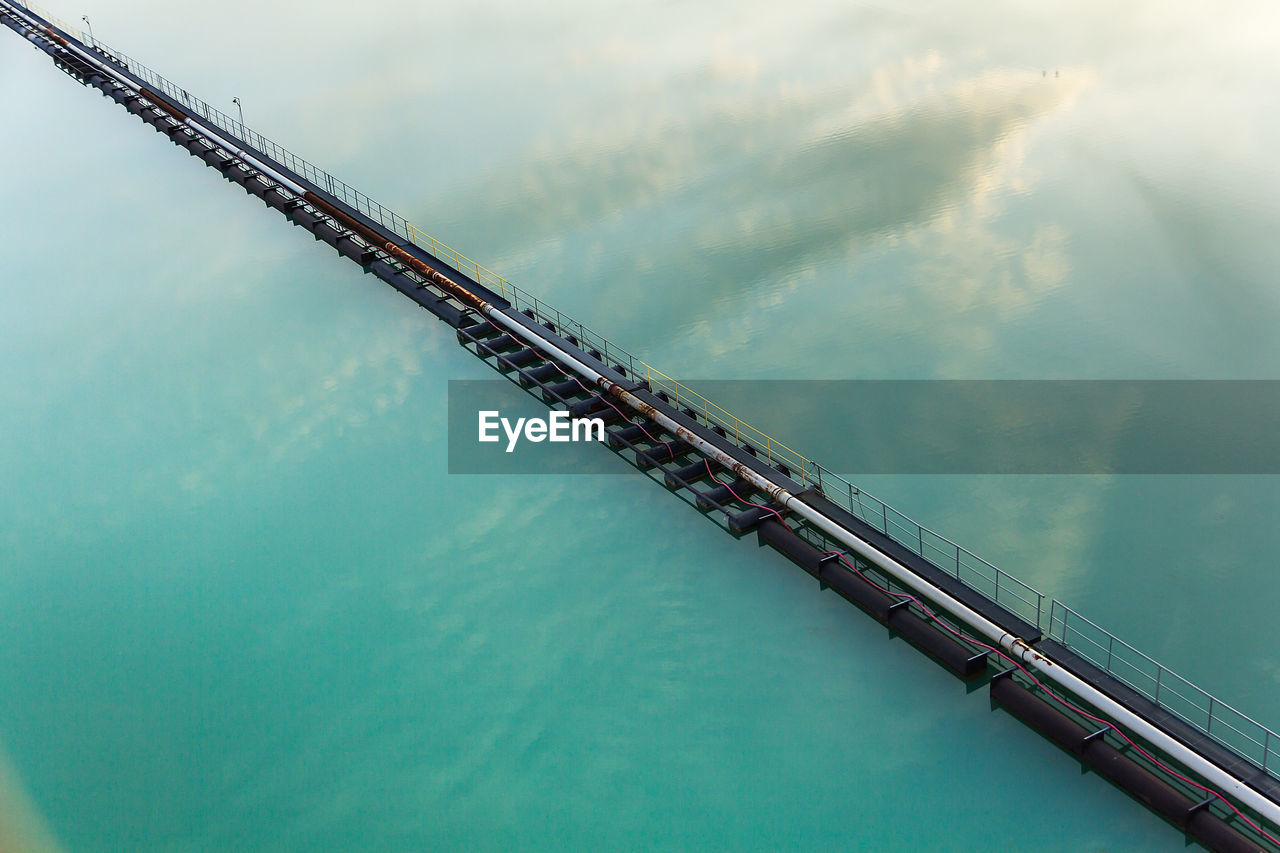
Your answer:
[2,0,1278,849]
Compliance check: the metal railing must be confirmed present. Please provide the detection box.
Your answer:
[824,474,1048,628]
[16,0,1278,791]
[639,363,816,486]
[1048,601,1277,778]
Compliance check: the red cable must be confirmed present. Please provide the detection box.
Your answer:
[821,549,1280,848]
[703,459,788,524]
[542,359,675,460]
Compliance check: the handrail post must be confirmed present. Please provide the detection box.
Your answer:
[1106,635,1114,672]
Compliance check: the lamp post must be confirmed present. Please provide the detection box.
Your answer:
[80,15,93,44]
[231,97,243,127]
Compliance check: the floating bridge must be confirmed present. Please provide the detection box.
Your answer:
[3,3,1278,849]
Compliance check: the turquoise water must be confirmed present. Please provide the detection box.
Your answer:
[2,0,1279,849]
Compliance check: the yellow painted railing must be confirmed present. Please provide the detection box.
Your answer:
[639,363,816,487]
[17,0,82,43]
[406,222,509,301]
[400,219,817,489]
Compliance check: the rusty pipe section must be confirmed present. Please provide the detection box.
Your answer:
[300,194,491,314]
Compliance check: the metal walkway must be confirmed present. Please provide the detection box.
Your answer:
[2,2,1277,849]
